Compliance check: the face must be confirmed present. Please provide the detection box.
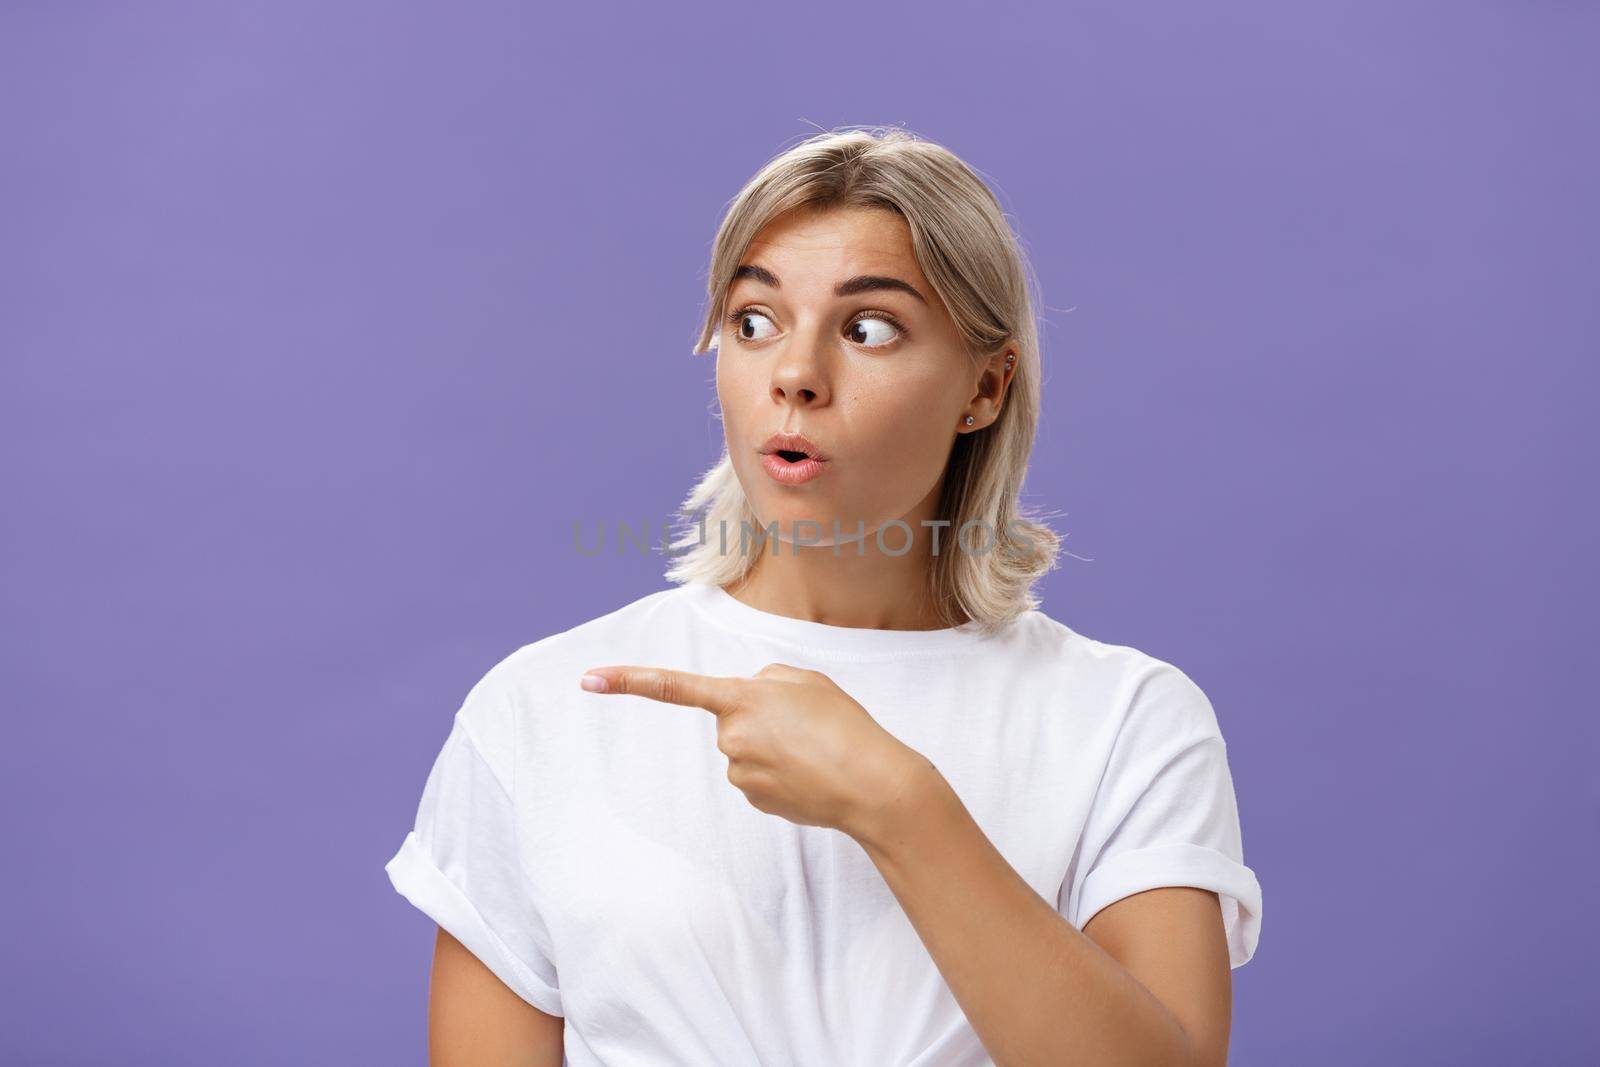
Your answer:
[715,204,1008,548]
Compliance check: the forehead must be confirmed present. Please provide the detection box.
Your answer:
[736,205,927,290]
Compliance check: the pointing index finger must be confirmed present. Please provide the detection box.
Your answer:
[580,666,741,715]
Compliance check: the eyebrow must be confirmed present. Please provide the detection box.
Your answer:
[730,263,927,304]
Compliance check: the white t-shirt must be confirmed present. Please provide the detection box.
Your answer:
[385,581,1262,1065]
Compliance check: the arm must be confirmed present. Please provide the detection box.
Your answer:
[575,660,1245,1065]
[429,926,564,1067]
[853,760,1233,1067]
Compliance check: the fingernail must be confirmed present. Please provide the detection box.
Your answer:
[580,673,608,693]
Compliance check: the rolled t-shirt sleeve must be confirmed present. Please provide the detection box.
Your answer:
[1063,663,1263,969]
[384,668,563,1015]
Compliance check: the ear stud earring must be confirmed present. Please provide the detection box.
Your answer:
[965,415,975,426]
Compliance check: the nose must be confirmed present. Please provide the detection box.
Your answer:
[769,324,831,408]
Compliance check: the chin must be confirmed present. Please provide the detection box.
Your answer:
[750,499,844,546]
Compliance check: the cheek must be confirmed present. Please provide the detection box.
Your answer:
[843,372,956,474]
[715,352,756,434]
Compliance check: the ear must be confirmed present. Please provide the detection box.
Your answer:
[962,344,1018,433]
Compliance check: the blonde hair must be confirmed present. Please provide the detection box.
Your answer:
[663,125,1062,632]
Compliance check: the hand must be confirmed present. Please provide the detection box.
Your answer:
[578,662,930,842]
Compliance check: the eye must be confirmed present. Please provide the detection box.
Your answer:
[728,308,778,341]
[724,305,911,348]
[846,313,905,348]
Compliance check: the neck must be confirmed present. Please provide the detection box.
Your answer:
[723,495,965,632]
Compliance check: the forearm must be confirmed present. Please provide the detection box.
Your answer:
[851,758,1202,1067]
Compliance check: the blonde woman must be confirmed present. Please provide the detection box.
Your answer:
[385,126,1262,1066]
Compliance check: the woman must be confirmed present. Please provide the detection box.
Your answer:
[385,126,1263,1066]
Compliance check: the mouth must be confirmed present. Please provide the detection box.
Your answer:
[758,432,829,485]
[758,431,828,463]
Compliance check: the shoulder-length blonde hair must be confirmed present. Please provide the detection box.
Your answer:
[663,125,1061,633]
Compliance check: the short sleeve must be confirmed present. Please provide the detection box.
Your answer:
[1063,663,1263,969]
[384,668,563,1015]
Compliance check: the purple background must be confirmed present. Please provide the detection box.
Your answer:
[3,2,1593,1063]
